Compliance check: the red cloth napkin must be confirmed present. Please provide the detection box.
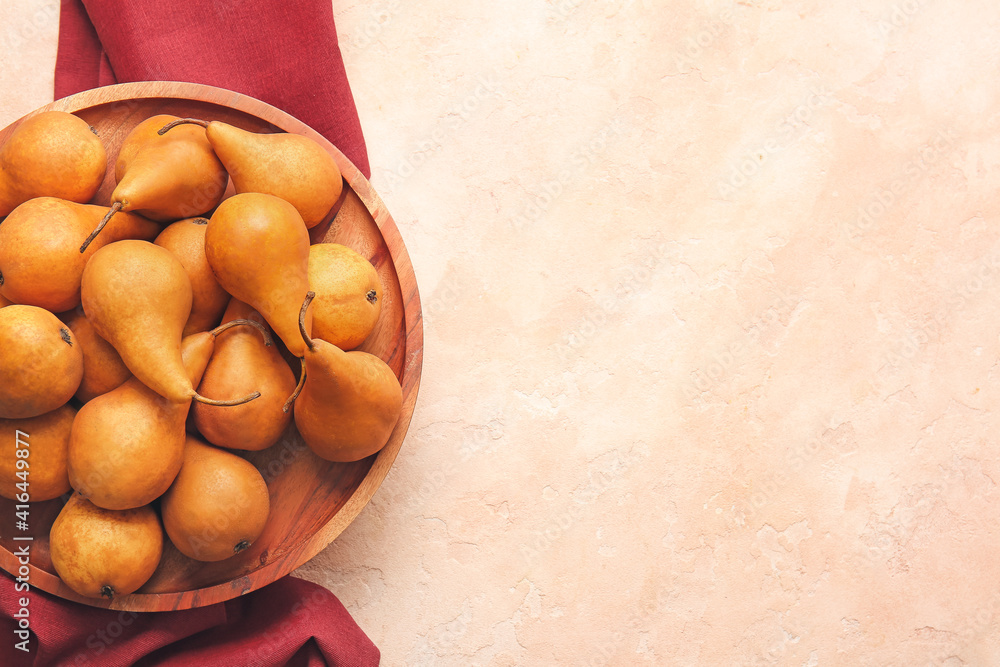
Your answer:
[54,0,371,178]
[0,571,380,666]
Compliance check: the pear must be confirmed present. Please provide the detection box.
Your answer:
[80,239,254,405]
[68,321,264,510]
[49,493,163,600]
[0,197,160,312]
[291,294,402,462]
[0,404,75,502]
[60,306,131,403]
[0,306,83,419]
[308,243,383,350]
[161,436,270,561]
[159,118,342,228]
[193,299,296,451]
[0,111,106,217]
[79,114,228,252]
[204,193,314,357]
[81,240,192,402]
[154,217,230,336]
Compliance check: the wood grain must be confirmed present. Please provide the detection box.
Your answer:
[0,82,423,611]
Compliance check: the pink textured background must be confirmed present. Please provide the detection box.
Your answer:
[3,1,1000,664]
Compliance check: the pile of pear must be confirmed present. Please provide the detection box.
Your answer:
[0,111,402,600]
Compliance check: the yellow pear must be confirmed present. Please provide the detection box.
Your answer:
[60,306,132,403]
[0,111,106,217]
[0,197,160,312]
[161,436,270,561]
[204,193,314,357]
[291,294,402,461]
[159,118,342,228]
[0,306,83,419]
[78,114,227,252]
[0,404,75,502]
[192,299,296,451]
[49,493,163,599]
[154,217,230,336]
[308,243,383,350]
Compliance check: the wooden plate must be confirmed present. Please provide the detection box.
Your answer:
[0,82,423,611]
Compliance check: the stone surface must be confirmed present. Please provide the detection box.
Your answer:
[4,0,1000,664]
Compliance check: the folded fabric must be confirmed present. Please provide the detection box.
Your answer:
[55,0,371,178]
[0,571,380,666]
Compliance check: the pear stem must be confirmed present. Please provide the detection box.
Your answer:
[193,391,261,407]
[80,201,122,253]
[299,291,316,353]
[158,118,210,135]
[283,358,306,413]
[211,318,272,347]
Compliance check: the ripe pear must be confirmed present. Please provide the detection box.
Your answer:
[0,111,106,217]
[68,321,263,510]
[154,217,230,336]
[159,118,342,228]
[308,243,383,350]
[79,114,227,252]
[0,197,160,312]
[193,299,296,451]
[0,293,10,308]
[81,240,192,402]
[81,240,252,405]
[60,306,131,403]
[204,193,314,356]
[291,294,402,462]
[49,493,163,600]
[0,306,83,419]
[0,404,75,501]
[161,436,270,562]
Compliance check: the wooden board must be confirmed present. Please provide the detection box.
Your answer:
[0,82,423,611]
